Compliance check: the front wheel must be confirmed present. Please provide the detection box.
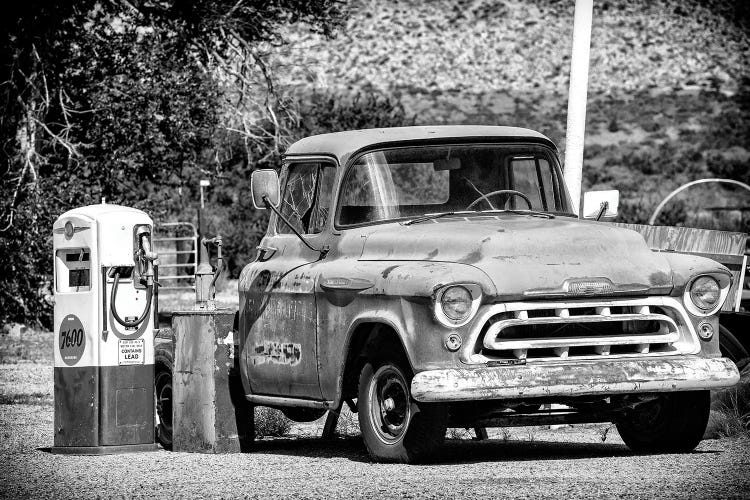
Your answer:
[358,361,447,463]
[616,391,710,453]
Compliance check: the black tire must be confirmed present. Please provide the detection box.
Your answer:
[616,391,710,453]
[719,325,750,371]
[154,361,173,450]
[357,361,447,463]
[228,374,255,452]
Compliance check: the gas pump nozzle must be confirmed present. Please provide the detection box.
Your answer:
[135,227,158,287]
[110,226,158,329]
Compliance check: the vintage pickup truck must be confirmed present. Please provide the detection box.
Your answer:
[229,125,740,462]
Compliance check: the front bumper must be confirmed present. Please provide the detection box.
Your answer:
[411,356,739,403]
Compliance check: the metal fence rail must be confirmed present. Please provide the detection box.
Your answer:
[154,222,197,291]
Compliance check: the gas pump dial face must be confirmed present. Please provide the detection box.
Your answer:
[58,314,86,366]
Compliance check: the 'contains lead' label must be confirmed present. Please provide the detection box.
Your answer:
[118,339,145,366]
[59,314,86,366]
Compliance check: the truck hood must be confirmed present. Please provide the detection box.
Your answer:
[359,215,674,299]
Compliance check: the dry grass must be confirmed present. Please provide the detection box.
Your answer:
[708,408,750,438]
[707,384,750,439]
[157,278,239,313]
[0,326,53,364]
[0,364,53,408]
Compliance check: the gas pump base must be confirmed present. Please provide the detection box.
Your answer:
[51,443,158,455]
[172,309,253,453]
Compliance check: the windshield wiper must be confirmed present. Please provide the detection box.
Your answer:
[403,208,555,226]
[402,211,463,226]
[480,209,556,219]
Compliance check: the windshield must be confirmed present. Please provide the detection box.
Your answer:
[336,144,573,227]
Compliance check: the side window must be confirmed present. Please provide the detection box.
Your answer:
[508,156,557,211]
[278,163,318,234]
[309,166,336,233]
[509,157,543,209]
[538,158,556,210]
[277,163,336,235]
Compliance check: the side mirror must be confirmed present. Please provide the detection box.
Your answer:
[582,190,619,220]
[250,169,280,210]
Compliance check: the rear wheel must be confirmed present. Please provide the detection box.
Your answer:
[358,361,447,463]
[616,391,710,453]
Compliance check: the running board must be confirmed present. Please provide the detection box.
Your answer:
[245,394,333,409]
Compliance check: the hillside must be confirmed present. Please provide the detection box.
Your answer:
[275,0,748,96]
[269,0,750,229]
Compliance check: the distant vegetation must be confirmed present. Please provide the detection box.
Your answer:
[270,0,750,229]
[2,0,748,327]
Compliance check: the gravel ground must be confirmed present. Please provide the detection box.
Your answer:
[2,398,749,499]
[2,361,749,499]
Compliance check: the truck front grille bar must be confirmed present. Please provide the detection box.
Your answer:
[476,298,697,362]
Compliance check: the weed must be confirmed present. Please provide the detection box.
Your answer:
[446,428,472,440]
[708,391,750,439]
[334,407,360,437]
[599,424,615,442]
[707,368,750,439]
[254,407,291,438]
[499,428,511,442]
[525,427,537,442]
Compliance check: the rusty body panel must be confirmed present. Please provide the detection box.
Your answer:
[239,234,322,399]
[238,126,739,410]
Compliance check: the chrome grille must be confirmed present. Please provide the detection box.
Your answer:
[477,299,696,362]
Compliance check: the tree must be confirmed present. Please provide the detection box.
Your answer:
[0,1,344,327]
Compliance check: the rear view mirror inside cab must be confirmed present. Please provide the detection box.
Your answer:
[582,190,620,220]
[433,158,461,171]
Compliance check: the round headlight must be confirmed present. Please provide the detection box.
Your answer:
[441,285,473,321]
[689,276,720,311]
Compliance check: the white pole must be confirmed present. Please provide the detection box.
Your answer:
[564,0,593,216]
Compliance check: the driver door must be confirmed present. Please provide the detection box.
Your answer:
[242,162,335,399]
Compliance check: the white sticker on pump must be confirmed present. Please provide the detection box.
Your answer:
[118,339,145,366]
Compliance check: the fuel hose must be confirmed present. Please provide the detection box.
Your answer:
[110,271,153,328]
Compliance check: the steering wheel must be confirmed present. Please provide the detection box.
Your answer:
[466,189,533,211]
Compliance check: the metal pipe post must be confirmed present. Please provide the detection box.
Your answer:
[563,0,594,216]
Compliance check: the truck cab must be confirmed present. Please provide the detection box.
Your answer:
[239,125,740,463]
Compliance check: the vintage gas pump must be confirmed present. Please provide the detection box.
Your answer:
[52,203,158,454]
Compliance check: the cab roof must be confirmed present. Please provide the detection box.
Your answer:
[284,125,557,165]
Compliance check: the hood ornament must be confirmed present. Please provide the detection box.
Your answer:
[563,278,615,296]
